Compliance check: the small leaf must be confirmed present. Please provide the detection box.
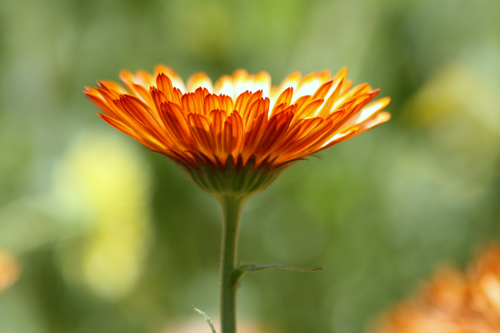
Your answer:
[233,263,324,281]
[192,306,218,333]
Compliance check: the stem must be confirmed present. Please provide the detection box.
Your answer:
[219,195,245,333]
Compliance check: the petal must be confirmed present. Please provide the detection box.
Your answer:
[154,65,186,92]
[223,112,244,156]
[188,113,216,156]
[187,72,213,93]
[270,87,294,116]
[213,75,235,98]
[343,97,391,127]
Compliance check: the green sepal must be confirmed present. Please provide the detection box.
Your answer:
[232,263,325,282]
[173,152,286,200]
[192,306,218,333]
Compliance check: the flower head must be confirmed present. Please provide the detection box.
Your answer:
[373,244,500,333]
[85,66,390,198]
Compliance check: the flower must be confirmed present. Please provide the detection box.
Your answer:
[373,244,500,333]
[85,66,390,198]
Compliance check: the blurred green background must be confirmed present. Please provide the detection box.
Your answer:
[1,0,500,332]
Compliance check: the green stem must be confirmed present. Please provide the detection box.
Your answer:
[219,195,244,333]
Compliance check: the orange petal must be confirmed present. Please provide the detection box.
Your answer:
[187,72,213,93]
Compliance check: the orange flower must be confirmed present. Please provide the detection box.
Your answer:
[85,66,390,197]
[373,244,500,333]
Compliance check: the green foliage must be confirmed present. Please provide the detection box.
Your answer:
[233,263,324,282]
